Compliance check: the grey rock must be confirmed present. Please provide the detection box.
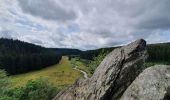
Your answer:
[120,65,170,100]
[53,39,148,100]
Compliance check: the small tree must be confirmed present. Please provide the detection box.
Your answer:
[19,78,60,100]
[88,49,109,74]
[0,70,10,95]
[4,78,61,100]
[0,70,13,100]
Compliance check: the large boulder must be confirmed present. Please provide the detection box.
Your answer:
[120,65,170,100]
[53,39,148,100]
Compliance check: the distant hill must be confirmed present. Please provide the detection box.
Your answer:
[79,43,170,63]
[0,38,62,75]
[79,47,117,60]
[50,48,82,56]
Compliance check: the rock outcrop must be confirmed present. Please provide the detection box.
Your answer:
[53,39,148,100]
[120,65,170,100]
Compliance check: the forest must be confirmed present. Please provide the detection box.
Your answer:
[147,43,170,63]
[0,38,170,75]
[0,38,62,75]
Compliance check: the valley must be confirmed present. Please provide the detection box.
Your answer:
[0,38,170,100]
[10,56,83,88]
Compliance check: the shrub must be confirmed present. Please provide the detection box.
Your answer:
[6,78,60,100]
[0,72,61,100]
[88,49,109,74]
[0,70,10,96]
[19,78,60,100]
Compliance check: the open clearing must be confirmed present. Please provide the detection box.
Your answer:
[10,56,81,88]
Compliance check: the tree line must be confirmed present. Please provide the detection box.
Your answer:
[79,43,170,63]
[0,38,62,75]
[79,47,116,60]
[147,43,170,63]
[77,43,170,74]
[1,38,169,75]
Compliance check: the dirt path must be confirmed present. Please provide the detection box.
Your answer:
[73,66,88,79]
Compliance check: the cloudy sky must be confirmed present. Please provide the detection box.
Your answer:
[0,0,170,50]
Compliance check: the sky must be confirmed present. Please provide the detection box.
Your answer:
[0,0,170,50]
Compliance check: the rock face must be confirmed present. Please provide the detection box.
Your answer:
[120,65,170,100]
[53,39,148,100]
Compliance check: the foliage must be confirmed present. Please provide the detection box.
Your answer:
[6,78,60,100]
[0,38,62,75]
[80,43,170,68]
[80,47,115,60]
[145,62,155,68]
[0,96,13,100]
[147,43,170,63]
[88,49,109,74]
[0,70,60,100]
[0,70,10,96]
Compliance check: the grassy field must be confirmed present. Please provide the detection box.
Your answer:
[10,56,81,88]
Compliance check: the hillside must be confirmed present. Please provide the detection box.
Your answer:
[0,38,62,75]
[50,48,82,56]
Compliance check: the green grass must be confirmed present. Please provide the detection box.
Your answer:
[10,56,81,88]
[70,58,92,77]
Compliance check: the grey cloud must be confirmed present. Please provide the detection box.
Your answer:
[1,0,170,50]
[133,0,170,30]
[77,0,170,45]
[107,40,125,47]
[17,0,76,21]
[136,16,170,30]
[26,38,44,45]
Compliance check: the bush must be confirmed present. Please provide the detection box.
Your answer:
[0,71,60,100]
[88,49,109,74]
[6,78,60,100]
[0,70,10,96]
[0,96,13,100]
[20,78,60,100]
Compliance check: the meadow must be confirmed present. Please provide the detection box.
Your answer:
[10,56,81,88]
